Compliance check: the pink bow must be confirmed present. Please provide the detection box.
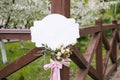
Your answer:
[44,59,62,80]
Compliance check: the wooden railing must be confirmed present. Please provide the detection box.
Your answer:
[0,20,120,80]
[0,0,120,80]
[70,20,120,80]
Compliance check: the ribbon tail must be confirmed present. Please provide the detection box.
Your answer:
[58,69,60,80]
[52,68,60,80]
[50,68,53,80]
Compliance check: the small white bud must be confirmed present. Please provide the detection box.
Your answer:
[56,52,62,57]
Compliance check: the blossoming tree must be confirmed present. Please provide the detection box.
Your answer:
[0,0,50,29]
[0,0,119,28]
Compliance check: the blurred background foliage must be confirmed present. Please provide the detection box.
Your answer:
[0,0,120,28]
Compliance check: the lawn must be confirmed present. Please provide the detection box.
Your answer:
[0,40,93,80]
[0,41,51,80]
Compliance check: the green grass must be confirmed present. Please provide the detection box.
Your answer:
[0,41,51,80]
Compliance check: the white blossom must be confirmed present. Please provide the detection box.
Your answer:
[0,0,50,28]
[56,52,62,57]
[71,0,120,25]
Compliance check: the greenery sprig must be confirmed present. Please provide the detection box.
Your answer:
[42,44,72,61]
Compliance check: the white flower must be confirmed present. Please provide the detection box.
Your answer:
[31,14,79,50]
[56,56,61,60]
[61,49,65,53]
[65,49,70,53]
[56,52,62,57]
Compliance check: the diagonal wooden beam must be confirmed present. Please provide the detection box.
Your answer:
[116,31,120,42]
[84,33,101,62]
[102,33,110,50]
[71,32,101,79]
[104,63,116,79]
[110,20,118,69]
[0,47,45,79]
[70,45,100,80]
[96,33,103,80]
[103,29,117,74]
[110,29,117,64]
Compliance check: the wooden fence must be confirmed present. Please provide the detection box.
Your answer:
[0,0,120,80]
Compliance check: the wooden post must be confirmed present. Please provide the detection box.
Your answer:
[20,40,24,49]
[95,20,103,80]
[0,40,7,64]
[51,0,70,18]
[51,0,70,80]
[111,20,118,70]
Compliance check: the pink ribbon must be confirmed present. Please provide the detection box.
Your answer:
[44,59,62,80]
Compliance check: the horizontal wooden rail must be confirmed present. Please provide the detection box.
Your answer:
[79,25,100,37]
[102,24,115,31]
[0,23,120,40]
[0,29,31,40]
[0,29,30,33]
